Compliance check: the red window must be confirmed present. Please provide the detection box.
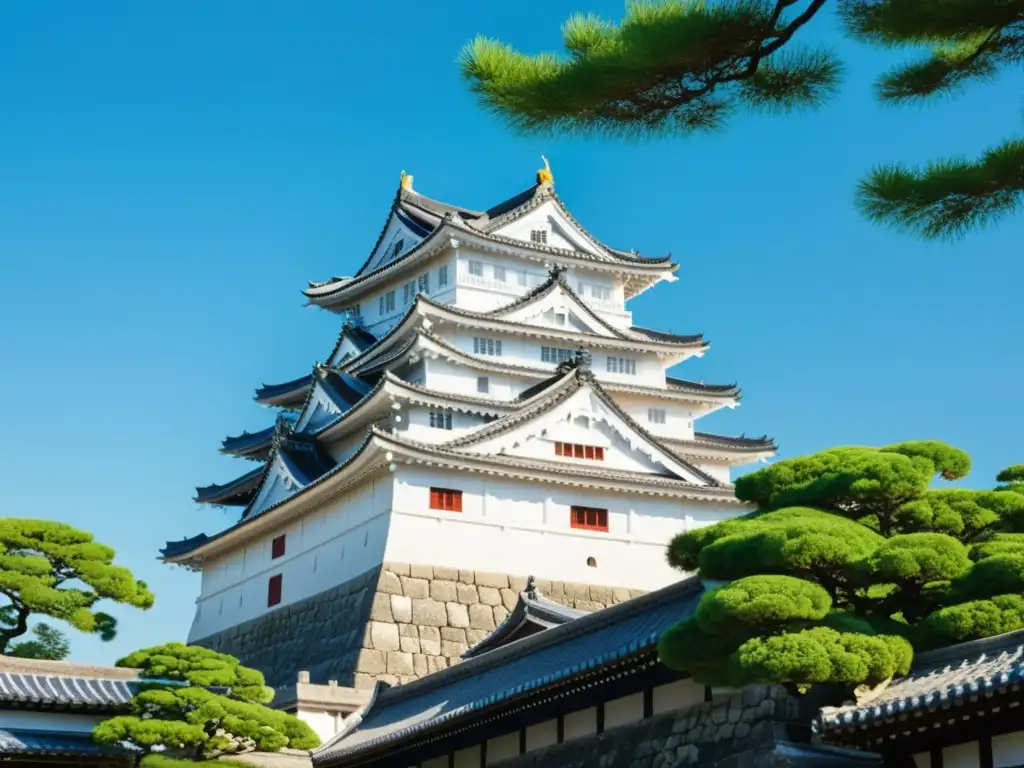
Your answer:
[430,488,463,512]
[267,574,283,607]
[271,535,286,560]
[555,442,604,461]
[571,506,609,532]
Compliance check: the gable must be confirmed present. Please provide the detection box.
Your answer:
[456,385,711,484]
[492,199,603,257]
[246,456,301,520]
[329,335,367,367]
[295,381,347,433]
[496,284,619,338]
[360,210,428,277]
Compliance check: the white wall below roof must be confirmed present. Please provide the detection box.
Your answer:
[385,466,739,590]
[424,354,535,401]
[189,476,393,642]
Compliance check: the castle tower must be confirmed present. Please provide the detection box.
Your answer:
[162,166,775,690]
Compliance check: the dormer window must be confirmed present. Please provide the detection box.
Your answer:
[530,229,548,244]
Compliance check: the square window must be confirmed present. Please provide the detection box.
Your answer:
[429,409,452,430]
[271,535,286,559]
[477,376,489,394]
[494,266,506,282]
[530,229,548,244]
[385,291,396,313]
[517,271,527,286]
[267,574,283,606]
[430,487,463,512]
[648,408,666,424]
[468,261,483,277]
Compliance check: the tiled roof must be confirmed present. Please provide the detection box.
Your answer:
[313,576,703,766]
[819,628,1024,732]
[194,464,264,505]
[325,322,377,365]
[0,670,136,710]
[255,374,314,407]
[0,729,132,758]
[222,413,298,460]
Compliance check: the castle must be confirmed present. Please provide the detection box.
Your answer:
[161,163,775,691]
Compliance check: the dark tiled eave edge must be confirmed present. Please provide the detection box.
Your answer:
[691,433,777,451]
[463,591,589,659]
[818,628,1024,732]
[0,730,134,757]
[255,374,314,406]
[194,465,264,504]
[0,673,136,711]
[312,576,703,765]
[221,424,278,457]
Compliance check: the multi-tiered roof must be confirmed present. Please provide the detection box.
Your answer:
[164,168,774,566]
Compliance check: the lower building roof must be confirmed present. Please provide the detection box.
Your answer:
[0,729,132,759]
[313,576,704,766]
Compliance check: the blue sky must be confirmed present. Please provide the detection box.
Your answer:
[1,2,1021,665]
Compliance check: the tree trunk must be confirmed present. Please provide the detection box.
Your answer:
[0,603,30,653]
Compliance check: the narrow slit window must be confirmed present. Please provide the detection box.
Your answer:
[267,574,283,606]
[271,535,286,560]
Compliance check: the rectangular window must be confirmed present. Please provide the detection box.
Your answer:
[554,442,605,461]
[571,506,609,532]
[517,271,527,287]
[403,282,414,305]
[592,285,612,300]
[473,337,502,356]
[379,295,385,315]
[494,266,506,282]
[648,408,666,425]
[271,535,286,559]
[418,274,430,293]
[530,229,548,244]
[606,356,637,375]
[385,291,396,313]
[429,409,452,430]
[439,265,449,287]
[346,303,361,318]
[541,346,574,363]
[477,376,489,394]
[468,260,483,277]
[430,487,463,512]
[267,574,283,606]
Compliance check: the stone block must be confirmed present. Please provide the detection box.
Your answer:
[442,640,468,659]
[362,624,374,649]
[356,649,386,675]
[370,592,393,622]
[711,705,727,725]
[493,606,509,624]
[630,589,647,598]
[410,564,434,579]
[509,575,528,592]
[575,599,604,612]
[390,595,412,624]
[401,577,430,599]
[413,654,428,677]
[399,623,419,638]
[441,626,467,643]
[354,673,376,690]
[400,636,421,654]
[370,621,400,652]
[419,626,441,655]
[590,586,612,604]
[426,655,447,673]
[387,651,415,676]
[434,566,459,581]
[469,603,496,630]
[431,580,458,602]
[718,723,735,741]
[377,570,403,596]
[478,586,501,606]
[475,571,509,589]
[456,583,479,604]
[741,685,764,707]
[399,675,418,685]
[459,570,475,584]
[446,602,470,628]
[500,589,518,611]
[612,587,632,604]
[384,562,410,577]
[565,582,591,601]
[379,674,399,686]
[735,722,750,738]
[466,628,489,646]
[412,598,447,627]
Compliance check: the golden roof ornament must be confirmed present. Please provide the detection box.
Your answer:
[400,170,414,192]
[536,155,553,188]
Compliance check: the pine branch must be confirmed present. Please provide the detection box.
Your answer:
[856,138,1024,239]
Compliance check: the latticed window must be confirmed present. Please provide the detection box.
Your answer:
[430,488,462,512]
[571,506,608,532]
[473,337,502,356]
[648,408,666,424]
[418,274,429,293]
[267,574,283,606]
[384,291,396,313]
[271,535,286,559]
[429,409,452,430]
[494,266,506,282]
[438,265,449,287]
[606,356,637,375]
[530,229,548,244]
[541,346,574,364]
[555,442,605,461]
[468,260,483,276]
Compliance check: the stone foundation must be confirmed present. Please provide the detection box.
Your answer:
[194,562,643,690]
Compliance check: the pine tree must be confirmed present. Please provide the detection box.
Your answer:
[92,643,320,765]
[7,623,72,660]
[460,0,1024,240]
[0,518,154,653]
[658,441,1024,688]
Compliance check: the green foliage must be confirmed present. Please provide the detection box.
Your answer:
[7,623,71,660]
[462,0,1024,240]
[93,644,319,762]
[660,440,1024,688]
[0,518,154,654]
[141,757,253,768]
[998,465,1024,484]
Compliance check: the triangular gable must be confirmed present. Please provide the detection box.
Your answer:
[490,198,605,258]
[294,368,373,434]
[245,453,303,519]
[490,280,620,339]
[358,207,431,278]
[447,372,717,485]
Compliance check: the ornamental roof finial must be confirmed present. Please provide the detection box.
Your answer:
[525,575,539,599]
[400,170,414,192]
[536,156,553,188]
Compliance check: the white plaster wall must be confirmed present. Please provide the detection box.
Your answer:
[563,707,597,742]
[526,719,559,751]
[453,745,482,768]
[993,732,1024,768]
[190,477,393,641]
[612,392,711,439]
[400,405,489,442]
[943,742,980,768]
[296,709,346,743]
[423,356,534,401]
[324,429,371,466]
[356,253,456,338]
[385,466,738,589]
[486,733,520,765]
[652,679,706,715]
[605,692,645,730]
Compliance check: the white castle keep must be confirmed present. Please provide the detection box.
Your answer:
[161,163,775,691]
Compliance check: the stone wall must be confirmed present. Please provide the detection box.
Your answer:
[194,562,641,690]
[493,686,876,768]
